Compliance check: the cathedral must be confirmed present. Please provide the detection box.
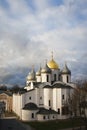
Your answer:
[13,53,75,121]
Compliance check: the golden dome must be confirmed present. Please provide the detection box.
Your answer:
[47,51,59,69]
[47,59,59,69]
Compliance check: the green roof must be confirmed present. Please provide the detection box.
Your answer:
[23,102,38,110]
[43,83,72,89]
[37,107,57,115]
[0,91,12,96]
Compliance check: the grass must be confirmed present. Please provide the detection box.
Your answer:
[23,118,85,130]
[5,111,17,117]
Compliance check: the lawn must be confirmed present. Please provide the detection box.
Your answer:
[5,111,17,117]
[23,118,85,130]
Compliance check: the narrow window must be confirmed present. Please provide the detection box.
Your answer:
[62,95,64,99]
[61,76,63,82]
[47,75,49,82]
[54,74,56,81]
[49,100,51,106]
[58,108,60,114]
[31,113,34,118]
[62,107,68,115]
[58,75,61,81]
[43,116,45,119]
[40,97,42,99]
[29,97,31,100]
[67,76,69,83]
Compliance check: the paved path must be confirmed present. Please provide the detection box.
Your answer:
[0,118,33,130]
[59,126,85,130]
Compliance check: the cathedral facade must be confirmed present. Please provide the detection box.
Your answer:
[13,54,75,121]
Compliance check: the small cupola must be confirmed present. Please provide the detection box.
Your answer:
[36,66,41,76]
[27,66,36,81]
[61,63,71,75]
[41,60,51,74]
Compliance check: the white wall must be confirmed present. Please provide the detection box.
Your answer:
[36,75,41,82]
[35,88,44,107]
[23,88,44,108]
[24,90,36,105]
[44,88,53,109]
[62,74,71,83]
[52,88,62,112]
[37,114,57,121]
[22,110,38,121]
[13,93,23,118]
[41,73,51,83]
[51,69,60,82]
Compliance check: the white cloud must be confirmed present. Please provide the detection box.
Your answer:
[0,0,87,85]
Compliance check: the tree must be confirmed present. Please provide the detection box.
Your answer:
[0,85,7,91]
[9,85,26,93]
[10,85,20,93]
[69,80,87,129]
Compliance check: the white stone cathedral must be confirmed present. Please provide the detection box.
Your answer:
[13,54,75,121]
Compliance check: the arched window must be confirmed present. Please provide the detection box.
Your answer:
[29,97,31,100]
[61,76,63,82]
[43,116,45,119]
[58,108,60,114]
[67,76,69,83]
[47,75,49,82]
[58,75,61,81]
[54,74,56,81]
[62,95,64,99]
[31,113,34,118]
[40,97,42,99]
[49,100,51,106]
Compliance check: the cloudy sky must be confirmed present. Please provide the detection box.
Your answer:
[0,0,87,87]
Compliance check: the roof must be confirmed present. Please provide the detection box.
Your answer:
[33,82,42,88]
[23,102,38,110]
[43,82,72,89]
[53,83,72,89]
[0,91,12,96]
[23,88,35,94]
[61,63,71,75]
[37,107,57,115]
[43,85,53,89]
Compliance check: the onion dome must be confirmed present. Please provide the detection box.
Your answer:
[61,63,71,75]
[41,61,51,74]
[27,67,36,81]
[47,52,59,69]
[36,66,41,76]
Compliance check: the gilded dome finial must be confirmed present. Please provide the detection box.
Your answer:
[40,63,42,70]
[45,59,47,64]
[51,51,53,60]
[32,64,34,71]
[65,61,67,66]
